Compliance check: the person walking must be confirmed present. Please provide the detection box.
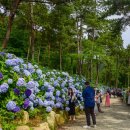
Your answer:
[82,81,96,129]
[105,91,110,107]
[96,90,104,113]
[68,87,77,121]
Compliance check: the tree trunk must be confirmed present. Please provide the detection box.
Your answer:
[38,46,41,64]
[128,58,130,88]
[48,42,51,67]
[29,2,35,62]
[95,57,99,87]
[115,55,119,88]
[59,42,62,70]
[2,0,22,49]
[27,36,31,62]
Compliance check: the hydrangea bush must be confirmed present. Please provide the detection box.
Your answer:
[0,52,85,114]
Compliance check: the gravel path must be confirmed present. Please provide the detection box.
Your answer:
[58,98,130,130]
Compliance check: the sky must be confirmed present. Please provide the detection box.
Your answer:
[122,26,130,48]
[107,15,130,48]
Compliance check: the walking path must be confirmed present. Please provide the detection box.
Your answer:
[58,98,130,130]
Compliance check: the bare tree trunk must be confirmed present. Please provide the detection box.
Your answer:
[2,0,22,49]
[29,2,35,62]
[76,14,83,75]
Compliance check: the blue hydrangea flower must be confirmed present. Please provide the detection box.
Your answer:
[65,107,70,111]
[13,66,20,72]
[43,100,49,107]
[6,101,16,111]
[0,51,5,56]
[29,94,36,101]
[25,89,32,97]
[8,79,13,84]
[23,99,30,109]
[13,88,20,95]
[7,53,14,59]
[0,83,9,93]
[12,106,21,113]
[44,82,49,87]
[0,72,3,79]
[38,98,44,106]
[16,78,26,87]
[66,101,69,105]
[36,69,42,75]
[23,70,31,77]
[56,90,61,96]
[45,92,53,98]
[61,82,66,88]
[26,81,36,91]
[46,106,52,112]
[22,64,27,69]
[49,101,55,107]
[56,97,62,102]
[27,63,35,73]
[53,80,60,87]
[55,102,62,108]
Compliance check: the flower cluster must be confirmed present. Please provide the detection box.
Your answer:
[0,52,85,113]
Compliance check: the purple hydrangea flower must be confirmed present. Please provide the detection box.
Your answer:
[6,101,16,111]
[65,107,70,111]
[13,88,20,95]
[55,102,62,108]
[26,81,36,91]
[27,63,35,73]
[53,80,59,87]
[46,106,52,112]
[13,66,20,72]
[66,101,69,105]
[23,70,31,77]
[7,53,14,59]
[16,78,26,87]
[49,101,55,107]
[43,100,49,107]
[38,98,44,106]
[23,99,30,109]
[45,92,53,98]
[0,72,3,79]
[56,97,62,102]
[29,94,36,101]
[25,89,32,97]
[56,90,61,96]
[0,83,9,93]
[0,52,5,56]
[12,106,21,113]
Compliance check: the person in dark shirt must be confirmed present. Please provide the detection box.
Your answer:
[68,87,76,121]
[82,81,96,129]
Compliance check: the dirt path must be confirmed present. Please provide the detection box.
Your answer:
[58,98,130,130]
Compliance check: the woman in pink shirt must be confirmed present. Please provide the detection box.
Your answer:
[105,91,110,107]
